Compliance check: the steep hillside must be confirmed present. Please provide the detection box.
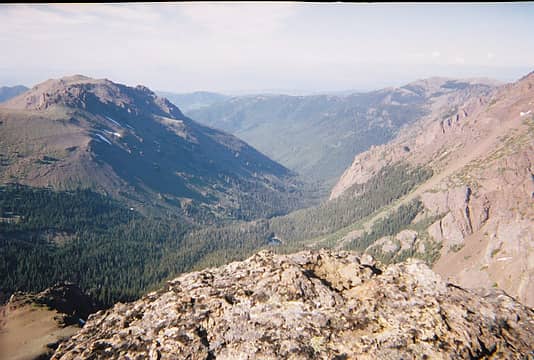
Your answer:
[51,250,534,359]
[328,71,534,306]
[0,75,304,221]
[158,91,229,112]
[187,79,496,184]
[0,85,28,103]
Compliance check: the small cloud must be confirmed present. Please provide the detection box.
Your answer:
[431,51,441,58]
[487,52,495,60]
[454,56,465,64]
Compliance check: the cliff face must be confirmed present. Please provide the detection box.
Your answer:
[52,250,534,359]
[329,72,534,306]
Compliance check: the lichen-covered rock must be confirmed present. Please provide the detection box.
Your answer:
[52,250,534,359]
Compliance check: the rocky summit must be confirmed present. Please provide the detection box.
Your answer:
[52,250,534,359]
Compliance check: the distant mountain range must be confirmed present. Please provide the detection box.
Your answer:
[157,91,229,113]
[0,85,28,103]
[177,79,497,185]
[0,76,303,221]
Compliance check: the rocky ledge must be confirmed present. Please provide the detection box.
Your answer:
[52,250,534,359]
[7,282,96,325]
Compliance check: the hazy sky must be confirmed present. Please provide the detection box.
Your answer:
[1,2,533,93]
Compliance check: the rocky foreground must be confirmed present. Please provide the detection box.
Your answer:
[52,250,534,359]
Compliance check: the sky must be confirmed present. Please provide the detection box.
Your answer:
[1,2,533,94]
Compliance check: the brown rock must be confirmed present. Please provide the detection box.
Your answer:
[52,250,534,359]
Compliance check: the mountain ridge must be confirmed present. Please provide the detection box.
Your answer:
[185,77,497,185]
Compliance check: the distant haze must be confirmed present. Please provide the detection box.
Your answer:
[0,3,533,93]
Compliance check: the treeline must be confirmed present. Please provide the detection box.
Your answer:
[269,163,432,245]
[346,199,424,251]
[346,199,443,266]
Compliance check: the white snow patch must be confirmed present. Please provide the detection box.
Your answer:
[105,116,123,128]
[496,257,513,262]
[519,110,531,117]
[103,130,122,138]
[95,133,112,145]
[125,124,135,130]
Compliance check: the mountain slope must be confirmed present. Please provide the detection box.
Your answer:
[186,79,497,184]
[0,75,303,221]
[51,250,534,359]
[0,85,28,103]
[327,71,534,306]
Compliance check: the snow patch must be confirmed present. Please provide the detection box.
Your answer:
[103,130,122,138]
[95,133,112,145]
[105,116,123,128]
[519,110,531,117]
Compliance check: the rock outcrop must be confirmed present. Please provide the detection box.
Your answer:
[52,250,534,359]
[6,282,97,323]
[1,283,97,360]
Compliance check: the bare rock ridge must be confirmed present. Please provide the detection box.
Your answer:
[52,250,534,359]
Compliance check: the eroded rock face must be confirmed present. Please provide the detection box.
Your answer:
[52,250,534,359]
[329,72,534,306]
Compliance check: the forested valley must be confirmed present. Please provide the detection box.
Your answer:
[0,162,432,307]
